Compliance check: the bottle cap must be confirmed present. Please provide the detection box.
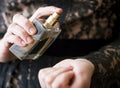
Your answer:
[43,12,60,28]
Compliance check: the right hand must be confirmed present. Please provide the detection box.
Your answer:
[0,6,62,62]
[39,59,94,88]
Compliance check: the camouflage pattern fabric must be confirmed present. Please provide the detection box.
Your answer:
[0,0,120,88]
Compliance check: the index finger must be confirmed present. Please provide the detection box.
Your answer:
[29,6,63,22]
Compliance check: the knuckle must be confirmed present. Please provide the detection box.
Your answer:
[39,69,45,75]
[45,75,53,84]
[9,23,15,28]
[38,69,47,79]
[8,23,17,31]
[13,14,21,22]
[37,7,44,14]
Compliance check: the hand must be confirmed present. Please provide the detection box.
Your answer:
[0,6,62,62]
[38,59,94,88]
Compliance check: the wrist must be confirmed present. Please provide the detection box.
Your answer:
[0,39,15,62]
[75,58,95,74]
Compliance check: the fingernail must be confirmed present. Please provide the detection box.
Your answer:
[27,36,33,43]
[29,28,36,35]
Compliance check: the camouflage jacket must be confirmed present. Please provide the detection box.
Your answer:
[0,0,120,88]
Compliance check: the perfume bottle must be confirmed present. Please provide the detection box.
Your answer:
[9,12,61,60]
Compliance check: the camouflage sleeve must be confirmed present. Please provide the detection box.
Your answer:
[67,1,120,75]
[65,0,101,22]
[84,30,120,75]
[72,0,101,15]
[0,0,7,38]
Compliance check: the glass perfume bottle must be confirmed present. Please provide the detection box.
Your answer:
[9,12,61,60]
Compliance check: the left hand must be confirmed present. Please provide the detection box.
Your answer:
[38,59,94,88]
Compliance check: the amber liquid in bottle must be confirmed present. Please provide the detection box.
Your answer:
[9,12,61,60]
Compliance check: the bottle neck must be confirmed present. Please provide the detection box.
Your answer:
[43,12,60,29]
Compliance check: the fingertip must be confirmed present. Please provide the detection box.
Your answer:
[56,8,63,15]
[29,27,37,35]
[49,6,63,14]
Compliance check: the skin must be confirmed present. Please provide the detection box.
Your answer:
[39,59,94,88]
[0,6,94,88]
[0,6,62,62]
